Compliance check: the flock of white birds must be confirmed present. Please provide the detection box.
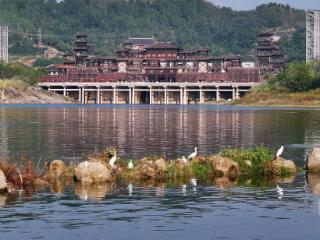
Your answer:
[107,146,285,197]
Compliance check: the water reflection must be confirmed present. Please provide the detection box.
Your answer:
[1,106,319,165]
[0,194,5,208]
[306,173,320,195]
[74,182,112,201]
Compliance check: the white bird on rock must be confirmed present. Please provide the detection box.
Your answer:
[188,147,198,160]
[276,146,284,158]
[128,160,134,169]
[109,151,117,168]
[182,156,188,164]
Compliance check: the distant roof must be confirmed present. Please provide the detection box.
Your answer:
[124,37,155,45]
[75,32,87,37]
[258,32,274,37]
[145,42,179,50]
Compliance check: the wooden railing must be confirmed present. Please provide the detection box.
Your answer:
[39,68,262,84]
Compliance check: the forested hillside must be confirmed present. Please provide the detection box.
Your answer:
[0,0,306,61]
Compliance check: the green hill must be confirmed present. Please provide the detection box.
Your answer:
[0,0,306,61]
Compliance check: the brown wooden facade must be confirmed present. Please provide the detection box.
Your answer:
[41,35,264,84]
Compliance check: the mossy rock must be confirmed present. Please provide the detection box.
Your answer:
[262,158,296,177]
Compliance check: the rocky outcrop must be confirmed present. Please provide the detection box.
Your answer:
[133,158,168,180]
[0,86,75,104]
[0,169,7,191]
[75,161,111,183]
[306,148,320,173]
[263,157,296,176]
[210,156,240,178]
[46,160,66,178]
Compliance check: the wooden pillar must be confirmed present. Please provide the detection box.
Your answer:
[199,87,204,104]
[232,87,236,100]
[78,88,81,102]
[180,88,183,105]
[97,87,101,104]
[81,88,85,104]
[149,87,153,104]
[129,88,132,104]
[164,87,167,105]
[184,87,188,104]
[132,87,135,104]
[113,87,117,104]
[216,87,220,101]
[85,91,88,104]
[236,87,240,99]
[63,87,67,97]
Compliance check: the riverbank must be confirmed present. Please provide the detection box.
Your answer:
[0,80,76,104]
[233,89,320,108]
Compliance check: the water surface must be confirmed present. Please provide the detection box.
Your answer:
[1,104,320,239]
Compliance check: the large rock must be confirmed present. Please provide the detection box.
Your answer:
[154,158,167,171]
[137,162,155,179]
[0,169,7,191]
[134,158,167,180]
[306,148,320,173]
[263,158,296,176]
[211,156,240,178]
[46,160,66,178]
[75,161,111,183]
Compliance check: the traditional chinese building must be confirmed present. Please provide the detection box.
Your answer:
[256,32,286,75]
[38,33,265,104]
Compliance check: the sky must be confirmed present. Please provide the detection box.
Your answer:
[208,0,319,10]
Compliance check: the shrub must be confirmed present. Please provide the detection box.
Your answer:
[277,62,314,92]
[0,62,46,85]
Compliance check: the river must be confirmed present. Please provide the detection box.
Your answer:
[1,104,320,239]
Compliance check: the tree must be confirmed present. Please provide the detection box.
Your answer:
[277,62,314,92]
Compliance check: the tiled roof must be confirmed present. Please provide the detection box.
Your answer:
[145,42,179,50]
[124,38,155,45]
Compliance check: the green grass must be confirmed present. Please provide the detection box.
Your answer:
[220,146,275,175]
[0,79,29,90]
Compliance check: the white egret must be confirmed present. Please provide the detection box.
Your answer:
[109,151,117,168]
[188,147,198,160]
[182,156,188,164]
[276,146,284,158]
[128,160,134,169]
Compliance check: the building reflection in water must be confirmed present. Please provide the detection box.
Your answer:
[0,109,9,160]
[1,107,319,165]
